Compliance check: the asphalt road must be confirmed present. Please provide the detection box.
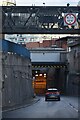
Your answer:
[2,96,78,118]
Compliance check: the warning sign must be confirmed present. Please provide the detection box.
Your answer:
[64,13,77,26]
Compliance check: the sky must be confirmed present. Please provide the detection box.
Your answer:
[16,0,79,6]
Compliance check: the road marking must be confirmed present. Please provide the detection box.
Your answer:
[61,97,78,113]
[69,103,78,112]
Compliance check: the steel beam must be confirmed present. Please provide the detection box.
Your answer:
[1,6,80,34]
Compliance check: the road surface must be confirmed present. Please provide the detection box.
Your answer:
[3,96,78,118]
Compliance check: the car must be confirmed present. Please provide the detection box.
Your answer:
[45,88,60,101]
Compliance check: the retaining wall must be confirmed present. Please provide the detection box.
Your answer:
[0,40,34,109]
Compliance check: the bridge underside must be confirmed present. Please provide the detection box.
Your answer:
[1,6,80,34]
[32,62,66,68]
[32,62,67,95]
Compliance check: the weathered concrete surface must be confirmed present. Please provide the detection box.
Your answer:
[0,34,5,39]
[0,52,2,120]
[0,6,2,120]
[67,44,80,96]
[2,53,34,109]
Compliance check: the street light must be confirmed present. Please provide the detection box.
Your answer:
[43,2,45,6]
[67,3,70,7]
[33,76,36,97]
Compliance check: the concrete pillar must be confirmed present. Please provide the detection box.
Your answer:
[0,6,2,120]
[0,34,5,39]
[0,52,2,119]
[0,6,5,40]
[0,34,2,39]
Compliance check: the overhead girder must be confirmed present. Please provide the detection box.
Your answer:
[1,6,80,34]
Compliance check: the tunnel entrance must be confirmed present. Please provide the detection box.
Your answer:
[32,72,46,95]
[47,67,66,94]
[32,63,67,95]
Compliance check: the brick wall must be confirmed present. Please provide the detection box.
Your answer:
[26,39,56,49]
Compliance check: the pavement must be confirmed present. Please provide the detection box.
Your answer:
[2,96,40,112]
[63,95,79,113]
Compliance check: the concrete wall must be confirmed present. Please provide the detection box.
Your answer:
[0,52,2,119]
[0,34,5,39]
[66,73,79,96]
[2,53,34,108]
[0,7,2,119]
[31,52,60,62]
[30,48,67,63]
[67,45,80,96]
[47,67,66,94]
